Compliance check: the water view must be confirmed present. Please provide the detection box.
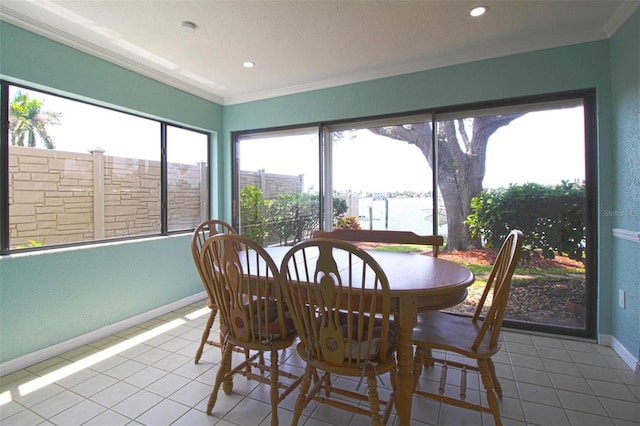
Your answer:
[355,197,448,237]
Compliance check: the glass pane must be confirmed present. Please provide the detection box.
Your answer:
[8,86,160,248]
[329,119,437,237]
[167,126,208,231]
[439,102,588,332]
[237,129,319,246]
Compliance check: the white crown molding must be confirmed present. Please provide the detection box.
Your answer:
[224,29,609,105]
[3,2,636,107]
[603,1,640,37]
[0,8,224,105]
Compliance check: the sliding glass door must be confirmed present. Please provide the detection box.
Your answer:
[234,128,320,246]
[439,99,592,334]
[326,116,439,236]
[233,92,595,337]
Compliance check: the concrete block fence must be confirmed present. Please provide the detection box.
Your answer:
[8,146,301,248]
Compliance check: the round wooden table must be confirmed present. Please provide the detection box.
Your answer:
[267,246,475,425]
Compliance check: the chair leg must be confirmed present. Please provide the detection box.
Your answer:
[487,358,502,398]
[207,341,232,415]
[222,354,234,394]
[311,367,320,385]
[195,308,217,364]
[292,367,312,426]
[269,347,279,426]
[382,367,397,426]
[413,345,427,387]
[423,347,434,368]
[366,374,382,426]
[478,359,502,426]
[246,349,253,375]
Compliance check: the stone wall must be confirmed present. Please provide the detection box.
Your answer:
[168,161,208,231]
[9,146,96,247]
[8,146,206,247]
[8,146,299,248]
[239,169,303,198]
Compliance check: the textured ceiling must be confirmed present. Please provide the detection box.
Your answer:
[1,0,638,105]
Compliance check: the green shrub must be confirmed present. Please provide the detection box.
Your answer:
[466,181,585,261]
[16,240,44,249]
[267,192,319,244]
[240,188,352,245]
[240,185,268,244]
[333,197,348,222]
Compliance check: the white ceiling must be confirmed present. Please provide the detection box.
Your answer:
[1,0,638,105]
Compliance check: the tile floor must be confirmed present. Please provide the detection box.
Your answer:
[1,300,638,426]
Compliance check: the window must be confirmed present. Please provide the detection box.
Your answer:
[234,128,320,246]
[326,115,437,234]
[1,83,209,252]
[167,125,209,231]
[435,98,593,336]
[233,91,596,338]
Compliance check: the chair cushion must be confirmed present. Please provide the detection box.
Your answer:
[335,312,397,361]
[246,299,279,322]
[246,299,296,339]
[267,317,296,335]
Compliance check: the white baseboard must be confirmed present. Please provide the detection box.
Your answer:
[4,300,638,376]
[0,292,207,377]
[600,333,640,372]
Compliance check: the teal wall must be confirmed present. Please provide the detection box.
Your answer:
[1,11,638,366]
[0,22,222,130]
[610,10,640,360]
[0,21,223,364]
[0,237,195,360]
[224,40,617,341]
[224,40,611,130]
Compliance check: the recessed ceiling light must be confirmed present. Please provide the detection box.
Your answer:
[470,6,488,17]
[242,61,256,68]
[179,21,197,33]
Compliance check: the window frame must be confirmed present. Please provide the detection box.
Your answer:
[0,80,211,254]
[231,89,597,339]
[231,125,322,241]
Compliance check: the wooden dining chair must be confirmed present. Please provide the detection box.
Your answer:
[190,219,237,364]
[312,229,444,256]
[199,233,302,426]
[279,238,397,426]
[411,229,523,426]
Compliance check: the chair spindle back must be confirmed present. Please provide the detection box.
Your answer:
[471,229,523,351]
[200,233,293,346]
[280,238,394,369]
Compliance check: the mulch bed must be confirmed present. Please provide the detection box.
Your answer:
[439,249,586,327]
[357,244,586,328]
[446,277,585,326]
[438,248,584,270]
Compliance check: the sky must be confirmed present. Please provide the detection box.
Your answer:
[14,87,585,193]
[13,88,207,165]
[483,108,585,189]
[239,107,585,193]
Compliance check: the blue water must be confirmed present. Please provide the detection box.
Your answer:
[357,197,448,237]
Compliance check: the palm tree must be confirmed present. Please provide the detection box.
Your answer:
[9,91,61,149]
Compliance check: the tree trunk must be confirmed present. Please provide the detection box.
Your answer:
[435,120,482,250]
[367,112,524,251]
